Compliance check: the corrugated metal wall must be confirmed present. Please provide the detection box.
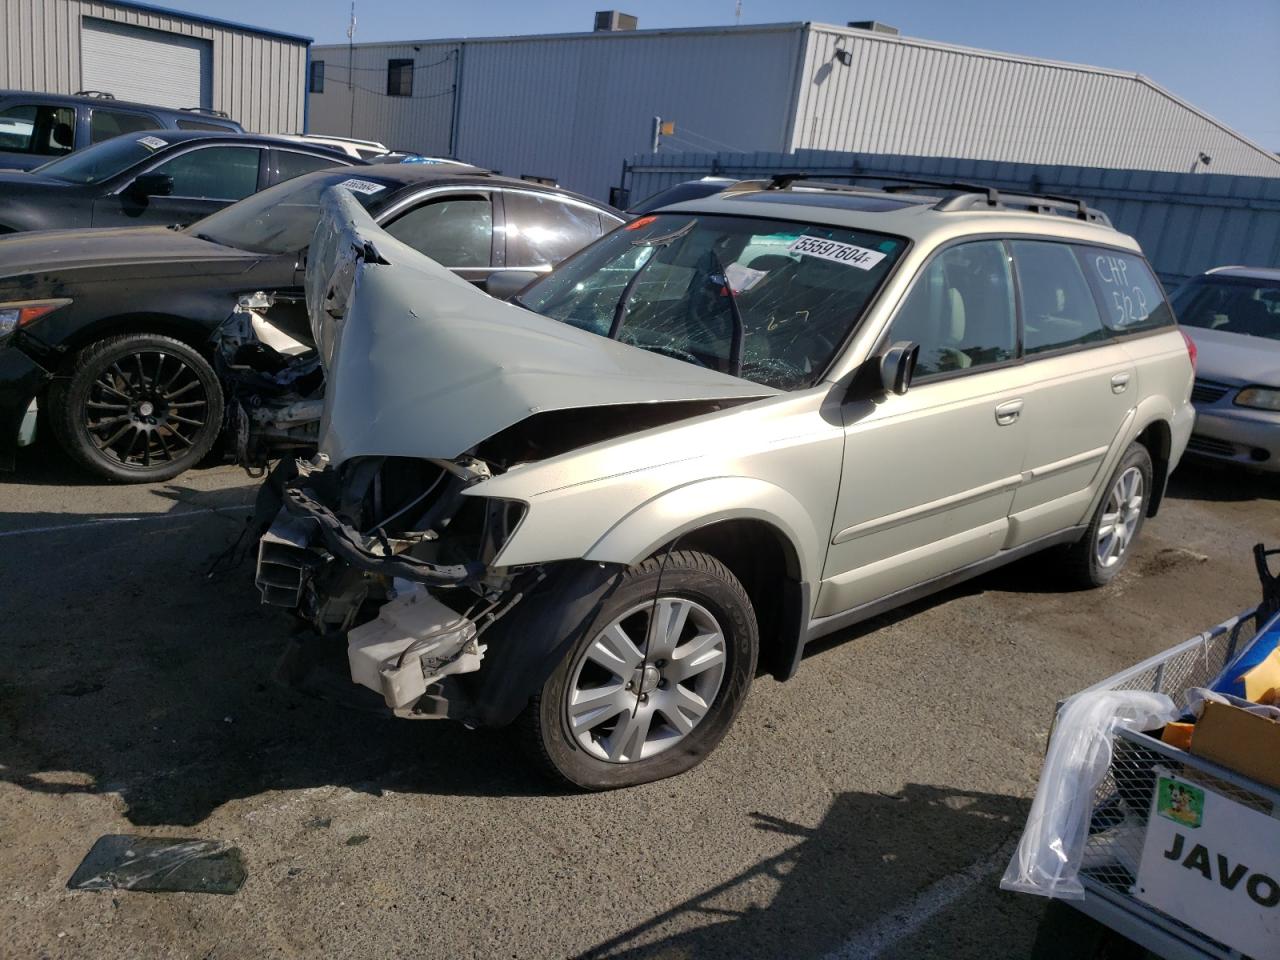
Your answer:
[0,0,307,133]
[626,150,1280,286]
[310,24,807,199]
[306,40,461,156]
[794,26,1280,178]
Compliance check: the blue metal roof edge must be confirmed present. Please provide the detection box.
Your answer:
[100,0,312,44]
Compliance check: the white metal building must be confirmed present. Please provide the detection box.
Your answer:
[0,0,310,133]
[308,17,1280,200]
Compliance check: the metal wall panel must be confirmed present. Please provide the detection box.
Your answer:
[80,16,210,108]
[309,24,807,199]
[793,25,1280,178]
[0,0,307,133]
[625,149,1280,285]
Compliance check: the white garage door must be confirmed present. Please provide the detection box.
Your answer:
[81,18,212,110]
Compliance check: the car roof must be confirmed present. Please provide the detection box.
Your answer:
[656,179,1139,252]
[355,162,622,214]
[115,129,361,160]
[1203,265,1280,281]
[0,88,241,125]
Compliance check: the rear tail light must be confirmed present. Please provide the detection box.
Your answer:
[1180,329,1197,372]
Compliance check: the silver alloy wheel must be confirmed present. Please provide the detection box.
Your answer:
[1096,465,1145,569]
[566,597,728,763]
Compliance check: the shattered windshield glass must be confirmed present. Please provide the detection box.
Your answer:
[187,171,397,255]
[516,213,906,390]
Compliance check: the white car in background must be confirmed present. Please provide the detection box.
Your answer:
[277,133,390,160]
[1172,266,1280,472]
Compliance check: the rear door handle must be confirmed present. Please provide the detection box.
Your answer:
[1111,372,1131,394]
[995,399,1023,426]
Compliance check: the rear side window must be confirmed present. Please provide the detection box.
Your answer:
[90,109,162,143]
[0,103,74,155]
[889,240,1017,377]
[1081,248,1173,334]
[1011,240,1108,355]
[503,192,604,268]
[272,149,346,183]
[383,194,492,267]
[150,145,261,200]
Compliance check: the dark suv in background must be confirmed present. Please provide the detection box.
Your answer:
[0,89,243,171]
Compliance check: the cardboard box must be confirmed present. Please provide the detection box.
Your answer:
[1190,700,1280,790]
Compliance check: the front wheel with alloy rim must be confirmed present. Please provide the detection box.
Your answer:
[49,333,224,483]
[519,550,759,790]
[1065,441,1153,588]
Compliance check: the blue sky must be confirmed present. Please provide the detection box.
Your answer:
[162,0,1279,148]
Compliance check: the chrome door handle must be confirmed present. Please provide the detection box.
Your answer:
[995,399,1023,426]
[1111,372,1131,394]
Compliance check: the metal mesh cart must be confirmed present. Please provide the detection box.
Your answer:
[1054,545,1280,960]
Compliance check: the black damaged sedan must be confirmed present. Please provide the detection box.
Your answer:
[0,164,621,481]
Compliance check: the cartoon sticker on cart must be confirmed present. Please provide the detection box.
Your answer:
[1157,777,1204,828]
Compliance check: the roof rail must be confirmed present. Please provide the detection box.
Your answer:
[180,106,232,119]
[74,90,115,99]
[722,172,1111,226]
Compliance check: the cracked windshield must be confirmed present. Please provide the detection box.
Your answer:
[517,212,906,389]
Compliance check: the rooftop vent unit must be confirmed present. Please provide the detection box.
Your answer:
[847,21,900,35]
[594,10,638,31]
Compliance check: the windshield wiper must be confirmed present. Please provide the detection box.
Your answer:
[710,250,745,377]
[607,218,696,341]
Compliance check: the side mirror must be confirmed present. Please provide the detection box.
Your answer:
[879,340,919,396]
[483,269,541,301]
[847,340,919,402]
[129,173,174,198]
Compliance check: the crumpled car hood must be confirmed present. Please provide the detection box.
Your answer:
[306,188,777,464]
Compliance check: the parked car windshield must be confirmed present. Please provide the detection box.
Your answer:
[31,135,164,184]
[187,171,398,254]
[1171,275,1280,341]
[516,212,907,389]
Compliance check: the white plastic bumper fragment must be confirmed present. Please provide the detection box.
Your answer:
[347,589,483,711]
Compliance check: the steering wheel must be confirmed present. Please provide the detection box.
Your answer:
[645,343,711,367]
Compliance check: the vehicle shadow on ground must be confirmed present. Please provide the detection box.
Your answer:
[575,783,1048,960]
[0,464,576,830]
[1168,458,1278,503]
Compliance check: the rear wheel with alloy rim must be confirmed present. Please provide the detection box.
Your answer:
[1065,442,1153,587]
[520,550,758,789]
[50,333,224,483]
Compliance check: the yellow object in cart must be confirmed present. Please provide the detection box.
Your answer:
[1237,648,1280,703]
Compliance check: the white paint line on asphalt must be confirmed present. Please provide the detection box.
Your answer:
[0,505,251,538]
[820,837,1018,959]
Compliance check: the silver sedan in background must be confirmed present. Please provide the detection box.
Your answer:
[1173,266,1280,472]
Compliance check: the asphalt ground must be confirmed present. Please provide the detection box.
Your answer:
[2,438,1277,960]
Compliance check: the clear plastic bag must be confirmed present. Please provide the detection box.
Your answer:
[1001,689,1175,900]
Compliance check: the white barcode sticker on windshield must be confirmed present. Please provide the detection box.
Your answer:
[337,178,386,195]
[137,136,168,150]
[788,235,886,270]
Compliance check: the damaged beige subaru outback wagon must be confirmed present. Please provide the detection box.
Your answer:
[253,178,1195,789]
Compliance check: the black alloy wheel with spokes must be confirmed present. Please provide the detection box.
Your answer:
[50,333,224,483]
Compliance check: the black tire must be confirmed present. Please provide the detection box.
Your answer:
[517,550,758,790]
[1064,442,1153,588]
[48,333,224,483]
